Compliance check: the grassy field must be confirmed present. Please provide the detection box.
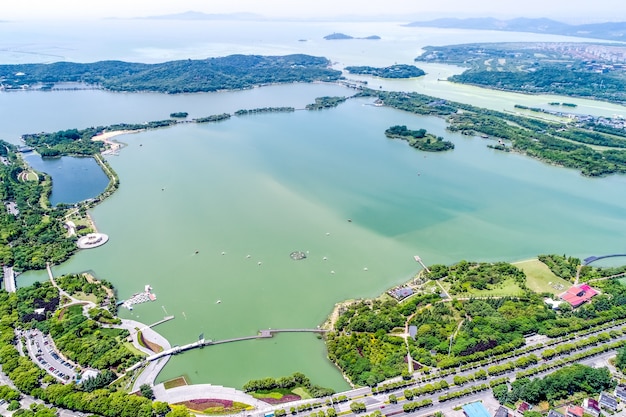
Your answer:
[291,387,312,399]
[514,258,571,295]
[442,278,525,297]
[122,341,145,357]
[74,292,98,303]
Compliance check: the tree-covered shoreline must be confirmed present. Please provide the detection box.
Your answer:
[414,42,626,105]
[363,89,626,177]
[326,254,626,386]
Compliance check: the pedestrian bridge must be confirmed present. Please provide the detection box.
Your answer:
[126,328,327,372]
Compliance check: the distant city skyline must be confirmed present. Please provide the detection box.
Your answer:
[3,0,625,23]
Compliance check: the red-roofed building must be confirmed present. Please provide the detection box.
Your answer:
[566,406,584,417]
[560,284,599,308]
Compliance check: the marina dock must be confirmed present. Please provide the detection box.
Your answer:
[121,285,157,310]
[413,255,431,273]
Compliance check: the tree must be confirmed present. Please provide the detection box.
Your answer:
[139,384,154,399]
[616,346,626,371]
[350,402,366,414]
[493,384,509,404]
[166,405,194,417]
[153,401,171,416]
[389,394,397,404]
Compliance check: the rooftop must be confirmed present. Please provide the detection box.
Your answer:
[463,402,491,417]
[560,284,598,307]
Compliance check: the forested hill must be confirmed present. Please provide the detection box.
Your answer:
[404,17,626,42]
[0,54,342,93]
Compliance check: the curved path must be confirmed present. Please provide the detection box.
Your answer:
[583,254,626,265]
[152,383,268,410]
[575,253,626,283]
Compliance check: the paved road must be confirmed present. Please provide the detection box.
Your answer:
[2,265,16,293]
[0,365,84,417]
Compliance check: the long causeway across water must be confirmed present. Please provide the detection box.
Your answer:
[127,328,327,371]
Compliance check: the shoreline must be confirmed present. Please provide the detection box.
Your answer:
[92,129,140,154]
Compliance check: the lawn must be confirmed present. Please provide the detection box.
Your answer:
[291,387,312,400]
[251,388,302,404]
[74,292,98,303]
[122,341,145,357]
[514,258,571,295]
[164,376,188,389]
[442,278,525,297]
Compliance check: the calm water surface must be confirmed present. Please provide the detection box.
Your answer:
[6,20,626,389]
[18,97,626,389]
[23,154,109,205]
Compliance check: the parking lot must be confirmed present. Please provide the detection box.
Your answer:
[22,329,78,383]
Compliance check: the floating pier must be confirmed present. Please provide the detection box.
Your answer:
[121,285,157,310]
[413,255,430,273]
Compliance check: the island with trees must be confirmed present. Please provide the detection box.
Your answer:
[0,54,342,94]
[234,107,295,116]
[344,64,425,79]
[414,42,626,104]
[305,96,348,110]
[384,125,454,152]
[362,89,626,177]
[323,33,381,40]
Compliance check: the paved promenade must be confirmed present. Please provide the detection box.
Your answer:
[2,265,16,293]
[108,318,173,392]
[153,383,268,409]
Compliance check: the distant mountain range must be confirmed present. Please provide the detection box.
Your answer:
[138,11,263,20]
[404,18,626,42]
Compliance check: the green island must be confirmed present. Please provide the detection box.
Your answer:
[234,107,295,116]
[362,89,626,176]
[305,96,348,110]
[384,125,454,151]
[323,33,381,40]
[414,42,626,105]
[344,65,425,79]
[0,54,342,94]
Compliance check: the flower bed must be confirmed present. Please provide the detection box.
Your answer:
[176,399,250,415]
[257,394,301,404]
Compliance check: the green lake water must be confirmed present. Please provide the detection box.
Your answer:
[19,96,626,390]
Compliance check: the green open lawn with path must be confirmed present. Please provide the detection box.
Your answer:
[515,258,571,295]
[441,277,525,297]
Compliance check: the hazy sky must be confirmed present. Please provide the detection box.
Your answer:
[4,0,624,22]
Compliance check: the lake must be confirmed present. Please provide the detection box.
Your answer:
[6,19,626,390]
[23,154,110,206]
